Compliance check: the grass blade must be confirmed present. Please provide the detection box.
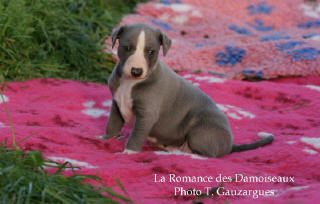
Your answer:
[104,187,132,203]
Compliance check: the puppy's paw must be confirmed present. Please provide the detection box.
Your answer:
[122,149,138,154]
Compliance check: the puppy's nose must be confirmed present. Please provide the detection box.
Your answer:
[131,67,143,78]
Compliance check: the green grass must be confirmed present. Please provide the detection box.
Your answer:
[0,144,132,204]
[0,0,146,83]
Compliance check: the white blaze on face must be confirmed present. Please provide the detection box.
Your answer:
[123,30,148,79]
[114,79,136,123]
[114,30,148,123]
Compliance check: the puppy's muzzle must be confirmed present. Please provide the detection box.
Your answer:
[131,67,143,78]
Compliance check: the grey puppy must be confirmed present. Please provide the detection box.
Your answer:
[104,23,273,157]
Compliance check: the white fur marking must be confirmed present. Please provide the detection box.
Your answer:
[305,85,320,92]
[0,95,9,104]
[114,79,136,123]
[123,31,147,78]
[300,137,320,149]
[147,136,158,143]
[123,149,138,154]
[47,156,98,169]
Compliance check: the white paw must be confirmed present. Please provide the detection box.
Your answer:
[123,149,138,154]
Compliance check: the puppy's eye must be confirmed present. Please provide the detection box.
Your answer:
[148,50,155,56]
[122,45,131,52]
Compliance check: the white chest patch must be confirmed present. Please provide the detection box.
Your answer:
[114,79,136,123]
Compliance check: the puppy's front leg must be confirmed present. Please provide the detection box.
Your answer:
[125,113,156,152]
[104,100,124,139]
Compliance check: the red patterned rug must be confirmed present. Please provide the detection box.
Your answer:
[105,0,320,80]
[1,74,320,203]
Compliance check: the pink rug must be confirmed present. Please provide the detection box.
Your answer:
[105,0,320,79]
[1,74,320,203]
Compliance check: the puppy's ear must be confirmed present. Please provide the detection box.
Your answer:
[111,25,126,49]
[157,29,172,56]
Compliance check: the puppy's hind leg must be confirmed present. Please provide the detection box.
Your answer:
[163,142,193,153]
[187,127,233,158]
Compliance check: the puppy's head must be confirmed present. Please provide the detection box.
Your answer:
[112,23,171,79]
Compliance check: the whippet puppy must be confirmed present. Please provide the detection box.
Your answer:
[104,23,273,157]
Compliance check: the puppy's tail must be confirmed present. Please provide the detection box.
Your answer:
[231,132,274,153]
